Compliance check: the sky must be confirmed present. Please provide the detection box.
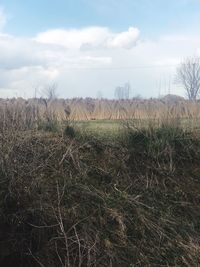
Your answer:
[0,0,200,98]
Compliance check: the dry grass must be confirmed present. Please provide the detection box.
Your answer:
[0,103,200,266]
[0,97,200,121]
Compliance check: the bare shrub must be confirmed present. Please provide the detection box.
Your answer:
[177,56,200,100]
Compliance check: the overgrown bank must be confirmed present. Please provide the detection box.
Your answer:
[0,124,200,266]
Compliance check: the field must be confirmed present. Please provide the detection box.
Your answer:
[0,99,200,266]
[73,120,123,139]
[74,118,200,139]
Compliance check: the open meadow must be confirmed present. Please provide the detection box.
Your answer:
[0,98,200,266]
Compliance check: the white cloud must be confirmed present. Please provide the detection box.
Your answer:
[35,26,140,50]
[0,25,200,98]
[35,27,108,49]
[106,27,140,49]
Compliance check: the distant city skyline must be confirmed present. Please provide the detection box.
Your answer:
[0,0,200,98]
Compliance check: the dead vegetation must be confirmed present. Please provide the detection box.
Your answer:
[0,97,200,122]
[0,103,200,267]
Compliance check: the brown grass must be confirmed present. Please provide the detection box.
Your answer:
[0,102,200,266]
[0,97,200,122]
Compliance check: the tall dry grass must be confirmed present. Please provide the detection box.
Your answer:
[0,97,200,121]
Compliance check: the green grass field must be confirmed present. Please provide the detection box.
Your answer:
[72,118,200,140]
[73,119,124,139]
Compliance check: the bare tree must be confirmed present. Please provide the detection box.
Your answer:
[43,83,58,100]
[177,57,200,100]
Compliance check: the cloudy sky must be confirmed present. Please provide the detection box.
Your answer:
[0,0,200,98]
